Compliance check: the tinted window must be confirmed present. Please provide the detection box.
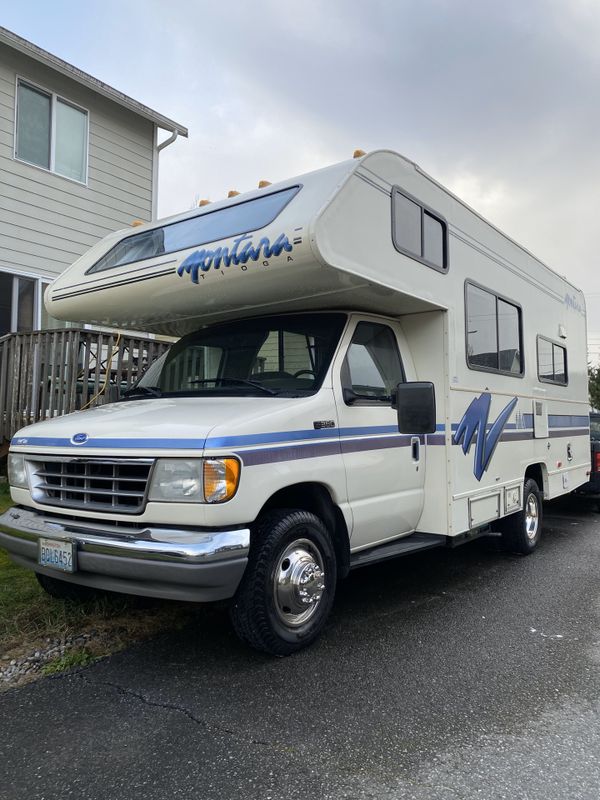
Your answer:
[537,337,567,384]
[466,284,522,375]
[553,345,567,383]
[392,188,448,272]
[423,212,444,268]
[537,338,553,381]
[89,186,300,274]
[498,299,521,374]
[467,284,498,370]
[343,323,404,403]
[393,192,421,257]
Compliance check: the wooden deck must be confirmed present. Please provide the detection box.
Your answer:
[0,328,171,443]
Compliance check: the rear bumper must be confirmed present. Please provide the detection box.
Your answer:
[0,506,250,602]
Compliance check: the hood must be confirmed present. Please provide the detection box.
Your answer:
[10,394,330,455]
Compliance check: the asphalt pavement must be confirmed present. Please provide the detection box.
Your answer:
[1,494,600,799]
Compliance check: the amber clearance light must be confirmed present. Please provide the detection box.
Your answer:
[203,458,241,503]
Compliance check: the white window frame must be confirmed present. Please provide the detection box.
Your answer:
[0,268,57,333]
[14,75,90,186]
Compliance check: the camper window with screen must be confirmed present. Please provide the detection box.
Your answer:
[392,187,448,272]
[537,336,567,385]
[466,282,523,375]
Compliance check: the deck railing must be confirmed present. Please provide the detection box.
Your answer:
[0,328,171,444]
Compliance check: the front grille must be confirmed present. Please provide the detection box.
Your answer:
[29,458,154,515]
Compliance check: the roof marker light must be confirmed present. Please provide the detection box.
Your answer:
[131,220,144,227]
[228,190,240,198]
[198,199,211,207]
[353,149,366,158]
[258,180,271,188]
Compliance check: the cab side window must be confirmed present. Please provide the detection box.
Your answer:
[342,322,404,404]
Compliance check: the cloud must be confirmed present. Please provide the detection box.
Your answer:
[6,0,600,348]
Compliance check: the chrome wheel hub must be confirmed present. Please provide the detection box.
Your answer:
[273,538,326,627]
[525,493,539,540]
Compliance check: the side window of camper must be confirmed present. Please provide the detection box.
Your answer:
[342,323,405,404]
[537,337,567,385]
[466,283,523,376]
[392,188,448,273]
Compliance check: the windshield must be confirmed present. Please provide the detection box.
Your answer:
[128,313,347,399]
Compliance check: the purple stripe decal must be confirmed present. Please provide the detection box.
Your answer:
[238,441,341,466]
[341,435,411,455]
[549,428,589,438]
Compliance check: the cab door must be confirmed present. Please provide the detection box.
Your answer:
[333,318,426,550]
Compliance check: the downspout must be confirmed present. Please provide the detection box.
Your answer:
[157,128,179,152]
[152,127,180,220]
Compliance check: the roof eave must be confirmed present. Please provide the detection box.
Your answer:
[0,26,188,136]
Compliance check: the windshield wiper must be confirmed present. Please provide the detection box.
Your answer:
[190,378,278,396]
[121,385,162,400]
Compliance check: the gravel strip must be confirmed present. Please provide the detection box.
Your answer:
[0,632,97,689]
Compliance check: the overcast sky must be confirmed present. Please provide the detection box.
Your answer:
[4,0,600,354]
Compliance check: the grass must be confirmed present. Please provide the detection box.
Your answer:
[0,480,194,686]
[40,648,96,676]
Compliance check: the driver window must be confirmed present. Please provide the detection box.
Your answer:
[342,322,404,404]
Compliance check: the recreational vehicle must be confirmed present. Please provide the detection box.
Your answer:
[0,150,589,655]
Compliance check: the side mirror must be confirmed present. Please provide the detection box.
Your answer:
[394,382,436,434]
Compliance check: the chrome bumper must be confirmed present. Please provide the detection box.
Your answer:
[0,506,250,602]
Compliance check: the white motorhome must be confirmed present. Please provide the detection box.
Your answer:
[0,150,589,655]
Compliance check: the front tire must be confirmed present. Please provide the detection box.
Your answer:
[230,509,337,656]
[499,478,543,554]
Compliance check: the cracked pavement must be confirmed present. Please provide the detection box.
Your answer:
[1,495,600,799]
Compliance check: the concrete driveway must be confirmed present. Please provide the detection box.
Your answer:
[1,495,599,799]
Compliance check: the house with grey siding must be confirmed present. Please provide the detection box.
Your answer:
[0,26,188,336]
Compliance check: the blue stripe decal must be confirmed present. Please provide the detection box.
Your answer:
[206,427,340,448]
[11,436,206,449]
[11,415,588,452]
[548,414,589,427]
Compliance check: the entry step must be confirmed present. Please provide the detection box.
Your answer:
[350,532,447,570]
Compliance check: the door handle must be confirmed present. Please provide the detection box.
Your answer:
[411,436,420,462]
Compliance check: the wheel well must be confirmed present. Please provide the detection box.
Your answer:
[525,463,547,497]
[258,483,350,578]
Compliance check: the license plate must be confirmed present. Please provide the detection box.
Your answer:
[39,538,76,573]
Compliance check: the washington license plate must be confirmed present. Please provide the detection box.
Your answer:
[39,538,76,573]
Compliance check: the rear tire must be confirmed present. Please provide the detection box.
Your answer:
[230,509,337,656]
[499,478,543,554]
[36,572,101,602]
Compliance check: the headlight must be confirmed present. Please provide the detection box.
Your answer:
[148,458,240,503]
[148,459,203,502]
[7,453,28,489]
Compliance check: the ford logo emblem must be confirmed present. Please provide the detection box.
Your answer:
[71,433,89,445]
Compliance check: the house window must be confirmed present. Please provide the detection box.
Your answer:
[15,79,88,183]
[0,272,65,336]
[466,282,523,376]
[537,336,567,385]
[392,187,448,272]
